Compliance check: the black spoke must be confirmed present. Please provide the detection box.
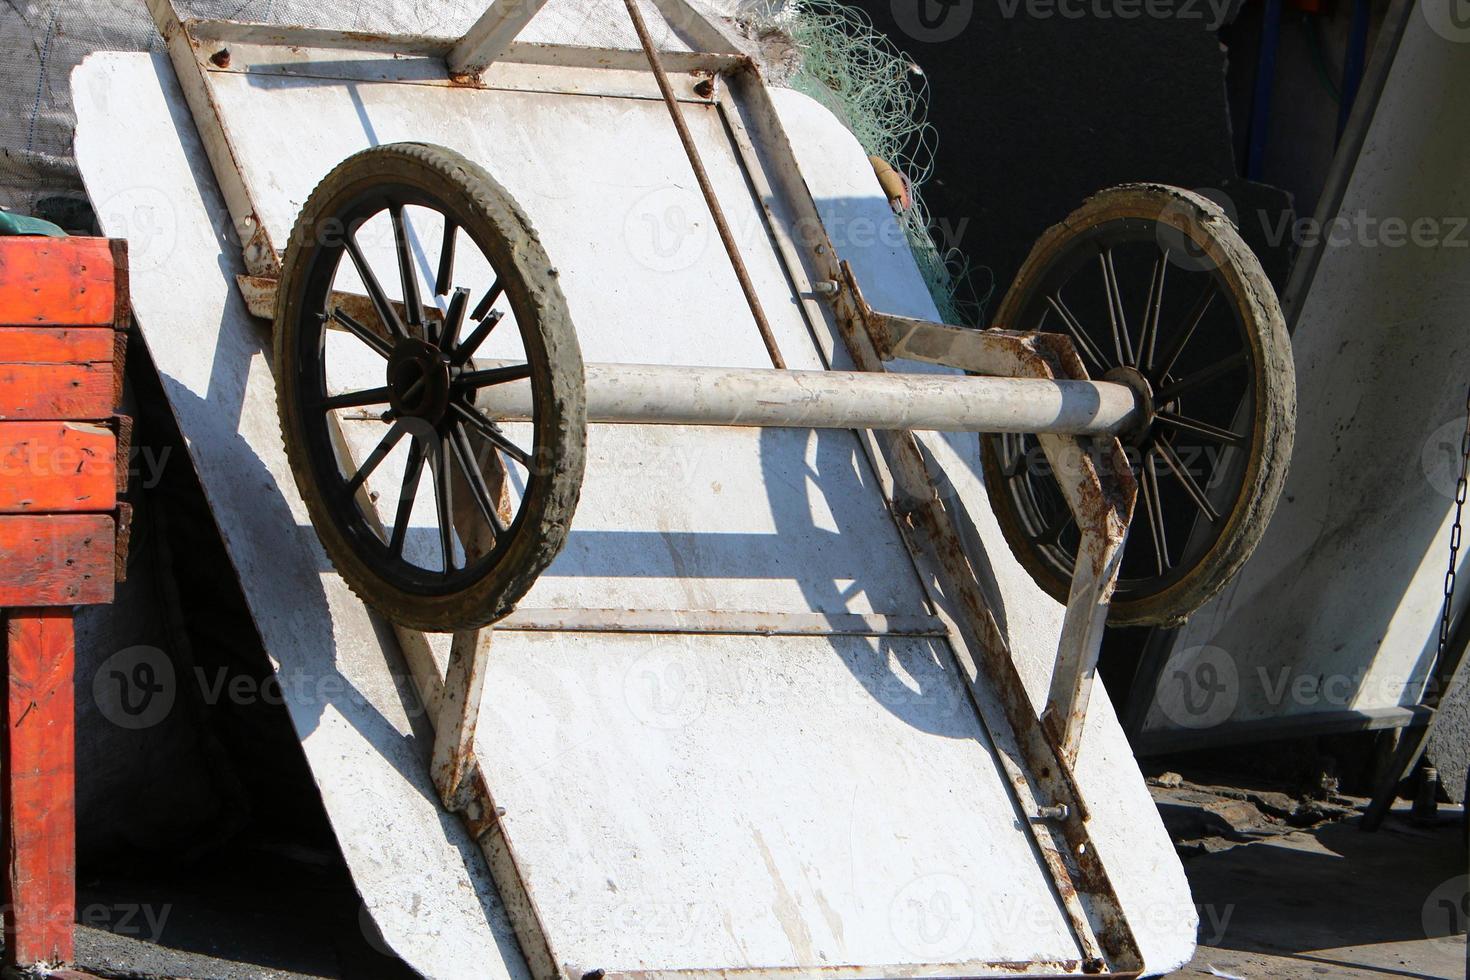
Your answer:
[1099,248,1135,366]
[390,204,423,333]
[345,421,407,497]
[435,221,458,297]
[344,232,409,342]
[387,440,427,558]
[432,435,457,574]
[457,363,532,389]
[453,310,505,367]
[320,385,392,411]
[329,308,393,359]
[450,402,533,467]
[1156,411,1243,445]
[1046,293,1108,374]
[1154,279,1216,383]
[470,279,504,323]
[1034,511,1075,547]
[1155,437,1220,522]
[1138,250,1168,372]
[450,422,508,537]
[1155,351,1247,405]
[1141,451,1171,575]
[437,286,469,351]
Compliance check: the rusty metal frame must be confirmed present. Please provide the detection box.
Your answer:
[143,1,1145,976]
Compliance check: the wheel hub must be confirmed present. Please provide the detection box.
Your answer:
[387,338,452,423]
[1103,365,1156,440]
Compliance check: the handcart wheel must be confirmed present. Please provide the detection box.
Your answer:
[274,143,586,632]
[980,184,1295,626]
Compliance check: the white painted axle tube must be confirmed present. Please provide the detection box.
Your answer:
[475,362,1140,435]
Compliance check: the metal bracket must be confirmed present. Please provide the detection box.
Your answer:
[848,269,1137,762]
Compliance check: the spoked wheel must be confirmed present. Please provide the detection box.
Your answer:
[981,184,1294,626]
[275,143,586,632]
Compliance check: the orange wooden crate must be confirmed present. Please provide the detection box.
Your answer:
[0,236,132,968]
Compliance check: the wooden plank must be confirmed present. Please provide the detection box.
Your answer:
[0,238,119,328]
[0,422,117,514]
[1,609,76,967]
[0,515,114,605]
[0,364,117,421]
[0,327,117,365]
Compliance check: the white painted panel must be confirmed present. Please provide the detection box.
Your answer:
[477,630,1080,972]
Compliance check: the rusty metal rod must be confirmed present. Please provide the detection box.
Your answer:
[622,0,787,370]
[473,361,1141,435]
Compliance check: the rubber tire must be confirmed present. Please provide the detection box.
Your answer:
[274,142,586,632]
[980,184,1295,627]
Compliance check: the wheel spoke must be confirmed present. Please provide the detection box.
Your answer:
[432,435,457,574]
[435,220,458,297]
[450,402,533,467]
[457,363,532,389]
[1046,293,1108,374]
[1099,248,1135,366]
[1154,279,1216,383]
[1155,437,1220,522]
[450,421,508,537]
[329,308,393,359]
[470,279,504,323]
[344,421,407,497]
[437,286,469,351]
[344,231,409,342]
[1141,451,1171,575]
[1138,250,1168,372]
[389,204,423,333]
[1154,350,1247,405]
[1033,511,1075,547]
[320,385,393,411]
[452,311,504,368]
[1156,411,1243,445]
[388,440,427,558]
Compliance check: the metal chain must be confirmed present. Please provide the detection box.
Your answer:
[1438,385,1470,668]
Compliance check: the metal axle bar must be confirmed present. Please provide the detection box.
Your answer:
[474,362,1140,435]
